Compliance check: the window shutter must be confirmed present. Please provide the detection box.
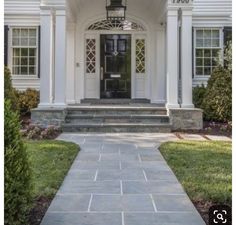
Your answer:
[223,27,232,46]
[38,26,41,78]
[4,25,9,66]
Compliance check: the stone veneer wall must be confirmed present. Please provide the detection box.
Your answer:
[31,108,67,127]
[169,108,203,130]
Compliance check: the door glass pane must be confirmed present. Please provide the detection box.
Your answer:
[118,40,126,52]
[105,39,114,53]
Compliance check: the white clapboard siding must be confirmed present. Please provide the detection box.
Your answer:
[193,0,232,16]
[41,0,65,6]
[4,0,40,15]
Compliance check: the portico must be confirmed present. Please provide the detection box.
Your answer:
[32,0,202,130]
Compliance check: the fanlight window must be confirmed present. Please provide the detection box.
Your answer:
[87,20,145,31]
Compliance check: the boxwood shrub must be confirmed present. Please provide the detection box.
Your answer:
[4,100,32,225]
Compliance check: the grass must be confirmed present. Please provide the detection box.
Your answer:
[25,140,79,198]
[160,141,232,205]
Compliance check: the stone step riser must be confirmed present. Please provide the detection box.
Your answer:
[65,118,170,124]
[67,110,167,116]
[62,126,171,133]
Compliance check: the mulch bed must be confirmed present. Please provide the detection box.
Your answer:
[194,201,214,224]
[174,121,232,138]
[29,196,53,225]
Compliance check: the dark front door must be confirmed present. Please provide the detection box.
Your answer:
[100,34,131,98]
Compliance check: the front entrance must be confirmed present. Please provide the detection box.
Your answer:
[100,34,131,99]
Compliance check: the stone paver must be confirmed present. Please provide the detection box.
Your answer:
[179,134,206,141]
[40,133,206,225]
[205,135,231,141]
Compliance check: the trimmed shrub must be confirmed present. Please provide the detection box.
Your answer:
[4,100,32,225]
[16,89,39,115]
[4,67,19,111]
[202,66,232,122]
[193,85,206,109]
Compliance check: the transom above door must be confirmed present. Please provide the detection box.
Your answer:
[100,34,131,99]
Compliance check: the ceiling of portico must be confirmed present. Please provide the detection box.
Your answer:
[67,0,166,26]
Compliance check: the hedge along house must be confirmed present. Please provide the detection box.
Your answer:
[4,0,232,132]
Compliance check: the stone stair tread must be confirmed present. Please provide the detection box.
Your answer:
[67,106,167,110]
[67,114,169,118]
[62,123,171,127]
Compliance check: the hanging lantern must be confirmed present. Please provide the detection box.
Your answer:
[106,0,127,21]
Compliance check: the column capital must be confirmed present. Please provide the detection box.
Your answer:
[40,9,53,16]
[166,9,179,17]
[181,8,193,16]
[55,9,66,16]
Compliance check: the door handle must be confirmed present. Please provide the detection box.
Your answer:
[100,67,104,80]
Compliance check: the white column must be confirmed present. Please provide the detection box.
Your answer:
[66,23,76,104]
[54,10,66,107]
[166,9,179,108]
[181,9,194,108]
[38,10,53,107]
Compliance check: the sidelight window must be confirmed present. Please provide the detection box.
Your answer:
[135,39,145,73]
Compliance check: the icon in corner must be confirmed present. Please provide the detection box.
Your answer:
[209,205,231,225]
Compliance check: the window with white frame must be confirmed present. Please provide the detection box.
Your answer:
[11,28,38,76]
[194,28,223,77]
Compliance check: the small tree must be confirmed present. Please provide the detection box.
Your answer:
[4,100,32,225]
[202,41,232,122]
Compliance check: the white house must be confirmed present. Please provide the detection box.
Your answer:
[4,0,232,132]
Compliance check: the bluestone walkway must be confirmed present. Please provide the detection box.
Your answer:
[41,133,206,225]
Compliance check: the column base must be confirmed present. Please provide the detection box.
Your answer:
[181,104,195,109]
[166,103,180,109]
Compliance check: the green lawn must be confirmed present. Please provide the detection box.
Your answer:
[160,141,232,205]
[25,140,79,198]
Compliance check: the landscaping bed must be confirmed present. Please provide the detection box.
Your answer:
[174,121,232,138]
[160,141,232,224]
[25,140,79,225]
